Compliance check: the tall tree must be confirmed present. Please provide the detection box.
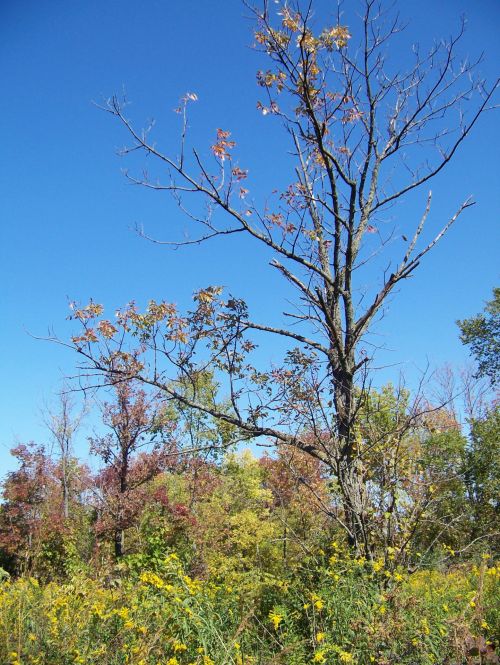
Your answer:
[66,1,497,555]
[464,405,500,549]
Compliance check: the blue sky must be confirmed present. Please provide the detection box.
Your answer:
[1,0,498,476]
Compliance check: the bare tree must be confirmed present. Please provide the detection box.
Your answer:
[63,1,497,555]
[44,389,87,520]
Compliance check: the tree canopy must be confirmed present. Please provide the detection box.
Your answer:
[458,287,500,385]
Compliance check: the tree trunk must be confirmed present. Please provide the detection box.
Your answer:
[333,364,370,555]
[115,453,128,559]
[62,457,69,520]
[114,528,124,558]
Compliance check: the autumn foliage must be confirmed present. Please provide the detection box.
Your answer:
[1,0,499,663]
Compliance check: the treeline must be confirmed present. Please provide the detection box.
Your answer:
[0,377,498,582]
[0,379,499,664]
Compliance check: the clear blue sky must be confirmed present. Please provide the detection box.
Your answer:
[1,0,498,476]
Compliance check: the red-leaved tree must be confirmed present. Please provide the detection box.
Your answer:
[90,380,176,557]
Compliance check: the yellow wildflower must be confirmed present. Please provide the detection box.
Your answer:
[139,571,165,589]
[269,610,283,629]
[116,606,130,619]
[311,593,324,611]
[173,640,188,652]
